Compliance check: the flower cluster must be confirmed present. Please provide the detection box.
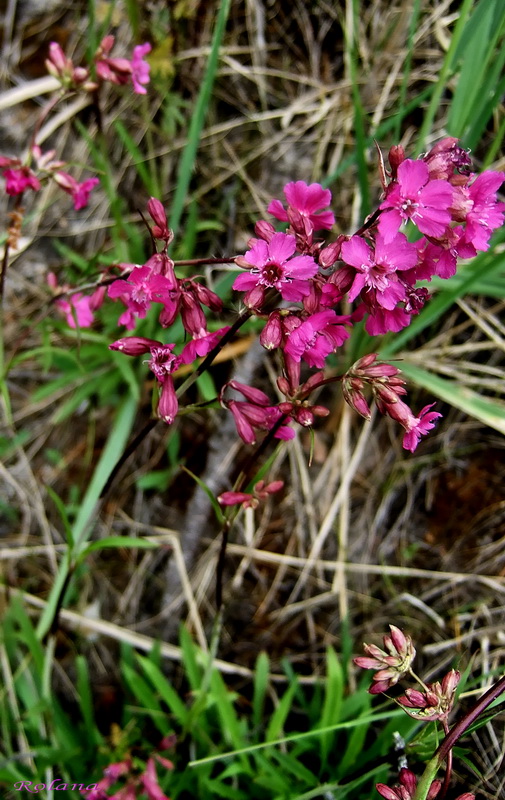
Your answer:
[0,146,99,210]
[45,138,503,453]
[377,768,474,800]
[0,37,151,212]
[83,750,173,800]
[353,624,416,694]
[355,627,475,800]
[46,37,151,95]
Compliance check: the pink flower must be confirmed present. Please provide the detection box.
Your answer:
[364,305,411,336]
[54,171,99,209]
[131,43,151,94]
[341,233,418,309]
[110,338,181,424]
[218,480,284,509]
[354,625,416,694]
[399,403,443,452]
[460,171,505,251]
[376,768,441,800]
[233,232,319,306]
[108,266,174,327]
[398,669,460,721]
[3,166,41,195]
[180,326,230,363]
[284,310,350,368]
[379,159,453,242]
[55,294,94,328]
[268,181,335,230]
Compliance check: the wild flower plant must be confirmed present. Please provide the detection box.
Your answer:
[355,626,505,800]
[1,33,504,800]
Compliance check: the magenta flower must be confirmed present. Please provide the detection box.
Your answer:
[341,233,418,309]
[400,403,443,452]
[233,232,318,306]
[398,669,460,721]
[2,166,41,195]
[55,294,94,328]
[268,181,335,230]
[108,266,174,328]
[218,480,284,510]
[109,338,181,424]
[376,768,442,800]
[54,171,99,209]
[131,43,151,94]
[180,326,230,363]
[284,310,350,368]
[364,305,411,336]
[379,159,453,242]
[460,171,505,251]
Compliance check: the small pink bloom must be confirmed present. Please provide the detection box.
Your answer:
[55,294,94,328]
[379,159,453,242]
[284,310,350,368]
[108,265,174,326]
[180,326,230,363]
[341,233,417,309]
[268,181,335,230]
[131,43,152,94]
[400,403,442,452]
[354,625,416,694]
[233,232,318,304]
[461,171,505,251]
[3,166,41,195]
[54,171,99,209]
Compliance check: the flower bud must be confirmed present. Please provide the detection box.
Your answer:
[109,336,160,355]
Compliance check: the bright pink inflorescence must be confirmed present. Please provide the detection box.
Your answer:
[0,36,152,212]
[38,137,504,452]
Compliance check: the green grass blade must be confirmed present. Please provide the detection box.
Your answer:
[265,680,298,743]
[447,0,505,141]
[415,0,474,154]
[318,646,344,764]
[168,0,231,238]
[36,396,137,639]
[136,654,189,725]
[113,120,157,195]
[252,651,270,736]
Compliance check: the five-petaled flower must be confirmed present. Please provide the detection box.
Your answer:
[233,232,319,307]
[379,159,453,242]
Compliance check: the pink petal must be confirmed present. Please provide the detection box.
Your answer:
[268,232,297,263]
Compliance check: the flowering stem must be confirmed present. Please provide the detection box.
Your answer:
[413,673,505,800]
[173,256,239,267]
[175,306,252,398]
[435,673,505,764]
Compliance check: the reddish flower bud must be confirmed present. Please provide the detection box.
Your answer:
[260,311,283,350]
[109,336,160,355]
[388,145,405,178]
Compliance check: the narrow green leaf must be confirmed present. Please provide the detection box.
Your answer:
[136,654,189,725]
[168,0,231,237]
[79,536,158,556]
[265,680,298,743]
[252,651,270,735]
